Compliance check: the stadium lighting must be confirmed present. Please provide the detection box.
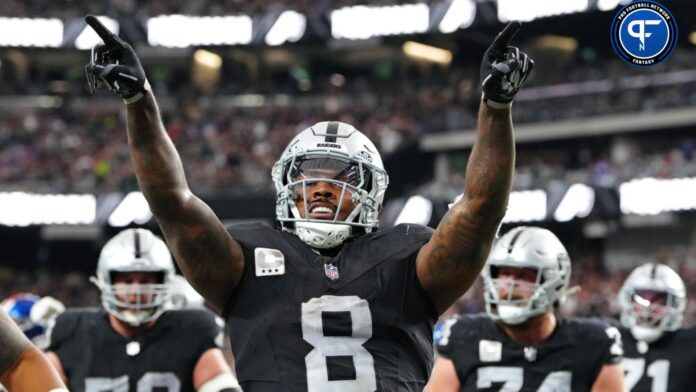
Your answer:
[0,18,63,47]
[439,0,476,33]
[620,177,696,215]
[193,49,222,69]
[497,0,590,22]
[554,183,595,222]
[395,195,433,226]
[504,190,547,223]
[330,73,346,87]
[597,0,632,12]
[331,4,429,40]
[0,193,95,226]
[265,10,307,46]
[75,16,118,50]
[148,15,252,47]
[451,190,547,223]
[108,192,153,227]
[403,41,453,65]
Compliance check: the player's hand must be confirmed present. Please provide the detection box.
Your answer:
[480,21,534,109]
[83,15,150,103]
[30,296,65,325]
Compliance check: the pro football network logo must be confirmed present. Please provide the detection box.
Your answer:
[610,1,677,66]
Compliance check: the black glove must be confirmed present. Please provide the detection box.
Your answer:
[481,21,534,109]
[84,15,149,103]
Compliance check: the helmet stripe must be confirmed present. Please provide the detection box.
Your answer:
[133,230,142,258]
[325,121,339,143]
[507,227,526,254]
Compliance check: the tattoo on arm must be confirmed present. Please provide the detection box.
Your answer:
[124,93,244,312]
[420,103,514,312]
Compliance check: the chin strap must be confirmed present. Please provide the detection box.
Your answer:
[631,325,664,344]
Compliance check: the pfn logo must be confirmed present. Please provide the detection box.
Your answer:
[611,1,677,67]
[627,19,661,51]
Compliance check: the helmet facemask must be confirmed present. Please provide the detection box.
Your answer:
[620,287,685,342]
[483,265,556,325]
[92,270,171,326]
[619,263,686,343]
[273,150,387,249]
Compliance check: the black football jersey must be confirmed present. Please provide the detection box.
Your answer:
[619,325,696,391]
[47,308,222,392]
[435,314,622,391]
[222,223,436,392]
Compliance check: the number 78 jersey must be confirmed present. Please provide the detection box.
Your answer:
[223,223,437,392]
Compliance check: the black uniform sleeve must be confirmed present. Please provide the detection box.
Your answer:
[45,310,81,353]
[434,316,464,358]
[179,309,224,355]
[222,222,282,318]
[587,319,624,366]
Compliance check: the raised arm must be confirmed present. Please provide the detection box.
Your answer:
[416,22,534,314]
[83,16,243,312]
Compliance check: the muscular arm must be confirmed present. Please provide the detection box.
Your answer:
[417,102,514,314]
[126,92,244,312]
[193,348,240,391]
[425,357,461,392]
[591,364,625,392]
[0,310,67,391]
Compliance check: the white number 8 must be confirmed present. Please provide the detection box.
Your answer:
[301,295,376,392]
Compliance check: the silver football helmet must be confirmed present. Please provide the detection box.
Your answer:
[619,263,686,343]
[272,121,388,249]
[91,228,175,326]
[482,226,571,325]
[168,275,205,310]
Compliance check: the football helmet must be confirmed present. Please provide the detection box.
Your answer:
[168,275,205,310]
[1,293,65,349]
[272,121,388,249]
[91,228,175,326]
[619,263,686,343]
[482,226,571,325]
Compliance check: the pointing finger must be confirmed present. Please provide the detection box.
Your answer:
[85,15,119,46]
[492,21,522,50]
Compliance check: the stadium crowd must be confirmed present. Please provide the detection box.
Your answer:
[1,46,696,195]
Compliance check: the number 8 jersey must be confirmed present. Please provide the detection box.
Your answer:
[222,222,436,392]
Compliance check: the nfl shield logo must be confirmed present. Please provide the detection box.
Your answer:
[324,262,339,281]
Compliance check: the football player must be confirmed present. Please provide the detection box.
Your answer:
[427,226,625,391]
[0,307,68,392]
[617,263,696,391]
[83,15,533,390]
[2,293,65,349]
[44,228,240,392]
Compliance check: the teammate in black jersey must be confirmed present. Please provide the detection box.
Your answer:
[45,228,240,392]
[616,263,696,391]
[428,226,625,391]
[83,15,534,391]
